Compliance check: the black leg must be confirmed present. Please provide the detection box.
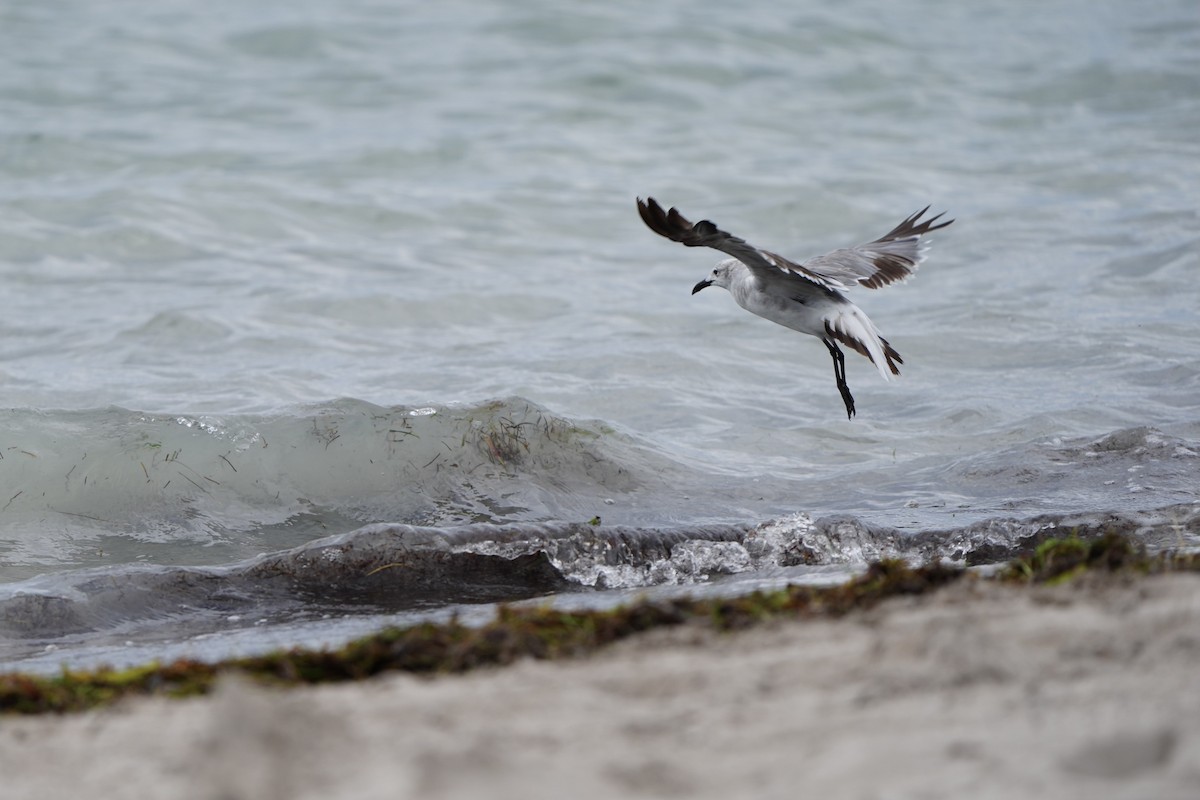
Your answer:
[824,339,855,420]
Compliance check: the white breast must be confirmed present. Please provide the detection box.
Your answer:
[727,268,836,338]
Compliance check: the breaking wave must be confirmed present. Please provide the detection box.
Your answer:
[0,397,753,574]
[3,503,1196,642]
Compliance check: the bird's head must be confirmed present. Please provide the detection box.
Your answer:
[692,259,737,295]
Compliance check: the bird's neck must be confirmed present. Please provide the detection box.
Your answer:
[726,263,759,301]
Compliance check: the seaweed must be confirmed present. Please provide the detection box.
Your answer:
[999,529,1200,584]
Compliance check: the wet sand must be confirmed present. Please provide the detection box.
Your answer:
[2,573,1198,800]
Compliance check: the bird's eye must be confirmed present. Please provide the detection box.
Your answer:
[712,269,718,275]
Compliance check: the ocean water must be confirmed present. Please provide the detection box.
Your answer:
[2,0,1199,671]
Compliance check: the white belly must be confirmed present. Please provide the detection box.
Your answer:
[730,280,835,338]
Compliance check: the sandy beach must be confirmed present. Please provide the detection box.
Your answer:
[2,572,1198,800]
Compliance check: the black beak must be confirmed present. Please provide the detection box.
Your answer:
[692,279,713,295]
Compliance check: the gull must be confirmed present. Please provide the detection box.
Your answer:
[637,197,952,419]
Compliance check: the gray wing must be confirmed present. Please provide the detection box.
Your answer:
[636,197,841,291]
[803,206,954,289]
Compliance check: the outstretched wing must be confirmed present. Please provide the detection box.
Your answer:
[636,197,842,291]
[803,206,954,289]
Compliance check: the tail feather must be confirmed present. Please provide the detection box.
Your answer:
[823,308,902,379]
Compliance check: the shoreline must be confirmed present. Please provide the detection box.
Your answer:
[1,573,1197,799]
[2,533,1173,714]
[1,539,1199,798]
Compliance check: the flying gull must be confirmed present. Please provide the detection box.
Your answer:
[637,197,953,419]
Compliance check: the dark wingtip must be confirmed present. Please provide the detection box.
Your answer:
[876,206,955,242]
[921,209,954,232]
[637,196,697,243]
[914,207,954,234]
[665,206,694,231]
[637,196,669,238]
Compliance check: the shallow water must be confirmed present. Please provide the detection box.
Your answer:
[1,0,1199,669]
